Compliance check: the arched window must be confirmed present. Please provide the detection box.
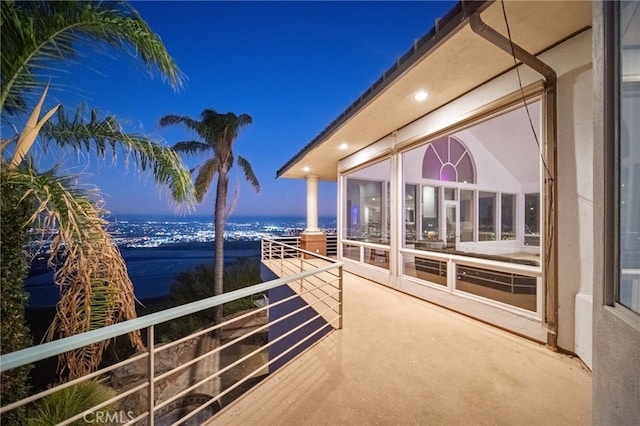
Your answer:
[422,136,475,183]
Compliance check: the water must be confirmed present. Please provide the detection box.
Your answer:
[24,215,336,307]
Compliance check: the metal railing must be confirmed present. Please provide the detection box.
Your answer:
[261,238,344,328]
[1,241,343,425]
[326,234,338,256]
[259,234,338,257]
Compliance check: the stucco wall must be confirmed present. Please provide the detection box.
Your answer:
[592,3,640,423]
[555,37,594,363]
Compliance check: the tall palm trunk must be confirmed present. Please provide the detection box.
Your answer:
[213,167,229,334]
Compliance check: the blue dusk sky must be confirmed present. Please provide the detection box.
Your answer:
[33,1,456,218]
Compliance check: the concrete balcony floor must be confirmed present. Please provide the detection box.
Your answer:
[212,271,591,425]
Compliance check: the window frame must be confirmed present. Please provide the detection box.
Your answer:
[603,0,640,319]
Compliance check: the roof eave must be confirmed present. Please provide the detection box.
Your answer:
[275,0,492,179]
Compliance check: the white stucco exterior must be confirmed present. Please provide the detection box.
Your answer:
[336,29,594,365]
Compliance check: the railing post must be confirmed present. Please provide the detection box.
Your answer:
[148,325,155,426]
[448,259,455,291]
[299,247,304,289]
[338,265,344,330]
[280,244,284,273]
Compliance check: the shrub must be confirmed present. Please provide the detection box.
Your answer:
[27,380,116,426]
[1,176,33,424]
[157,257,262,341]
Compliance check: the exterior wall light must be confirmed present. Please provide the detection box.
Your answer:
[303,166,310,172]
[339,143,348,150]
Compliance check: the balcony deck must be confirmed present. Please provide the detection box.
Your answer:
[212,266,591,425]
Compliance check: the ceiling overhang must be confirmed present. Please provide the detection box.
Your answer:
[277,0,592,181]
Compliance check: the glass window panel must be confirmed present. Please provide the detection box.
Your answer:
[422,186,439,241]
[619,1,640,314]
[445,205,457,249]
[457,153,475,184]
[421,136,475,184]
[434,137,449,163]
[460,190,474,242]
[441,164,457,182]
[501,193,516,240]
[456,265,537,312]
[403,254,447,286]
[343,243,360,261]
[444,188,456,201]
[402,102,541,272]
[524,193,540,246]
[405,184,418,246]
[449,138,465,164]
[478,192,496,241]
[365,247,389,270]
[345,178,383,241]
[422,147,441,180]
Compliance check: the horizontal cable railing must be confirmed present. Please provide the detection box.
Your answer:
[327,234,338,256]
[262,238,344,329]
[259,234,338,258]
[1,240,343,425]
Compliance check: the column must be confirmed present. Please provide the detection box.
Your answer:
[301,174,327,257]
[305,175,320,233]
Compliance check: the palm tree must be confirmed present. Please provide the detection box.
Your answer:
[159,109,260,328]
[0,0,196,400]
[1,0,183,114]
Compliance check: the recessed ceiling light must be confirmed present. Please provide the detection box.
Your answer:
[303,166,310,172]
[414,90,429,102]
[339,143,348,150]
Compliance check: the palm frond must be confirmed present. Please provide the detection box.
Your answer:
[159,115,204,136]
[225,178,240,218]
[194,158,218,203]
[235,113,253,128]
[3,162,143,379]
[237,155,260,193]
[160,114,222,148]
[1,0,184,114]
[172,141,211,155]
[39,105,196,208]
[161,109,260,205]
[10,84,59,168]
